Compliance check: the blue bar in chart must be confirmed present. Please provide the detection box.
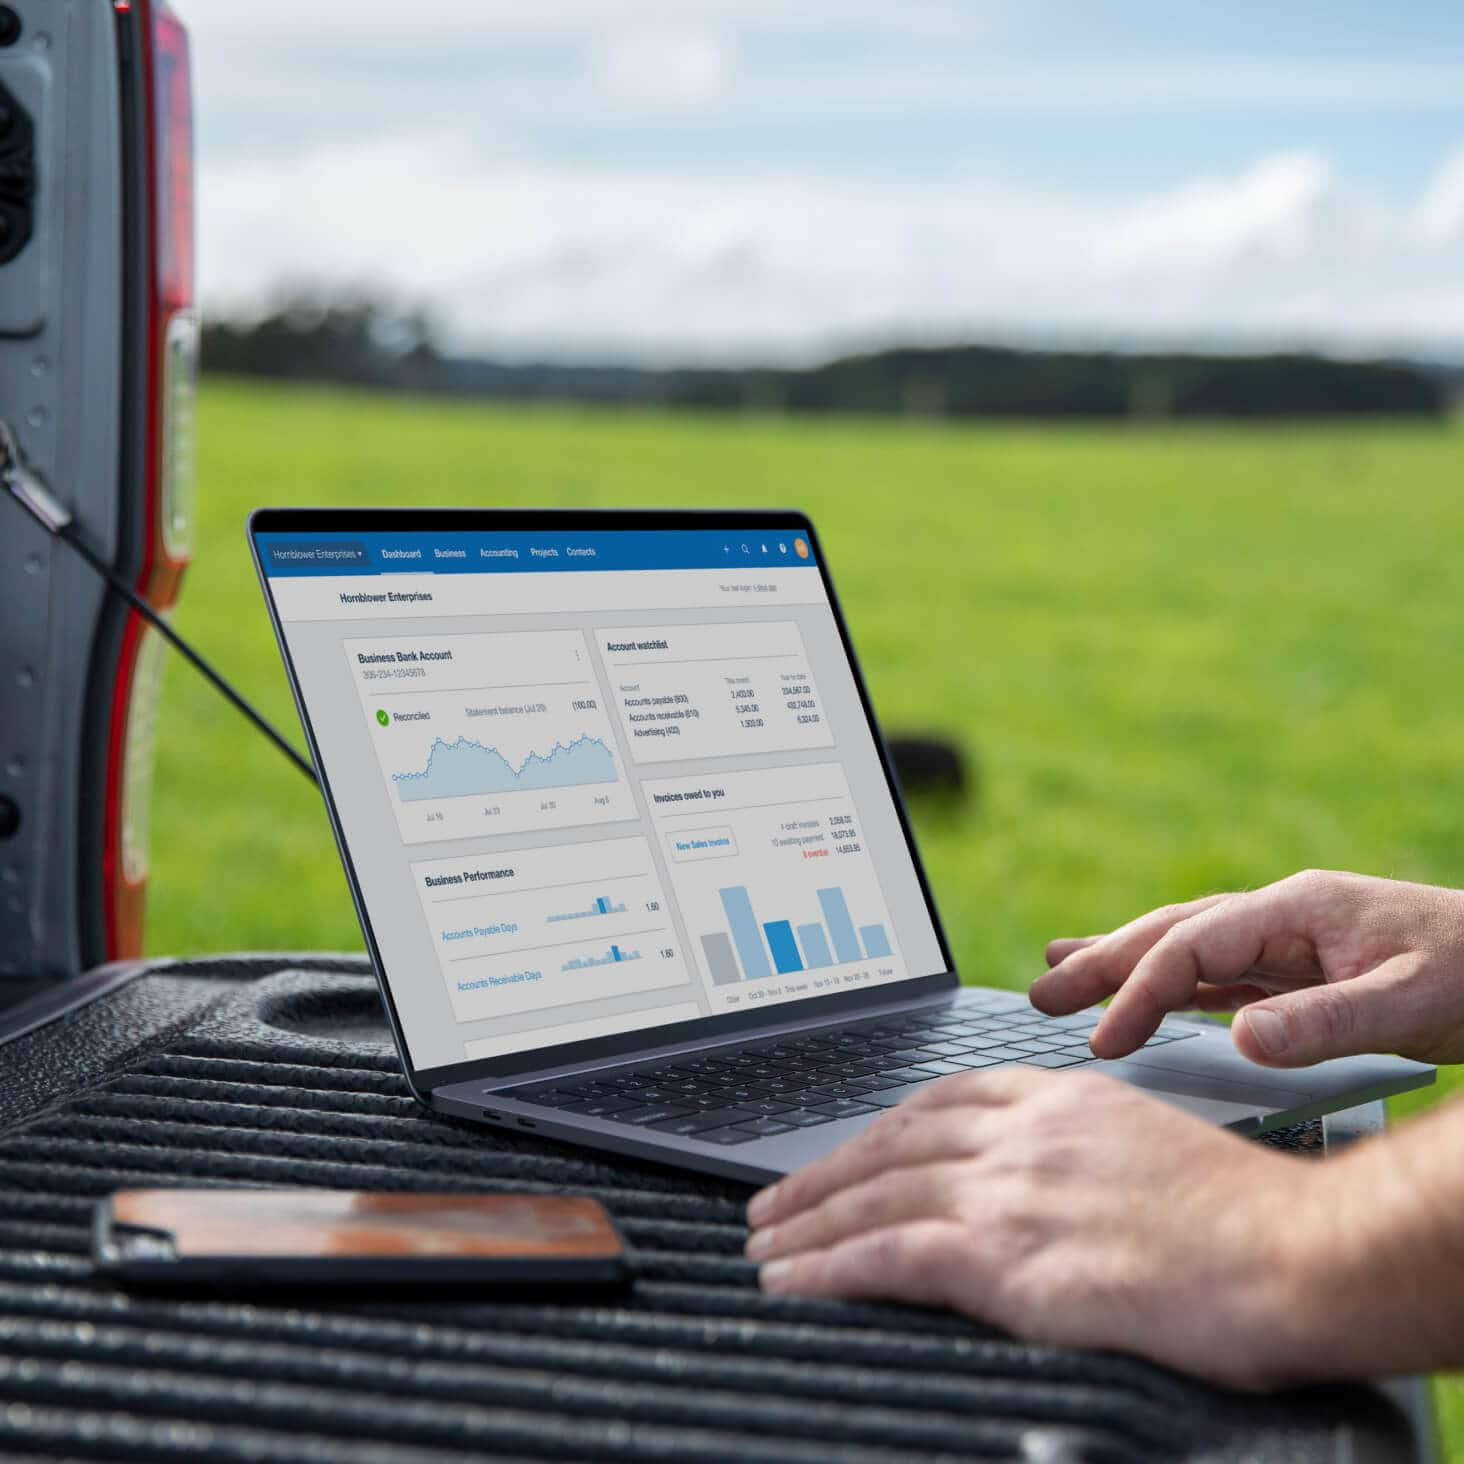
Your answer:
[546,892,627,924]
[562,944,642,972]
[705,883,891,983]
[818,888,862,964]
[719,886,772,979]
[763,920,804,975]
[797,923,832,968]
[859,924,891,958]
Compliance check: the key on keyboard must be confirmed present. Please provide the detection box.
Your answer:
[497,1003,1199,1143]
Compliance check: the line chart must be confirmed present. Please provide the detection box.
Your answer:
[392,733,617,802]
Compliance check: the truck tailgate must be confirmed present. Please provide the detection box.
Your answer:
[0,956,1427,1462]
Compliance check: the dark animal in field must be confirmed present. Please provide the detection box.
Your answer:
[887,735,969,801]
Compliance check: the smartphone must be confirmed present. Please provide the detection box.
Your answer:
[93,1188,630,1289]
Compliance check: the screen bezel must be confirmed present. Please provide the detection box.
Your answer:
[249,506,958,1097]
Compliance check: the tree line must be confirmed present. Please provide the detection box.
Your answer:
[200,296,1448,419]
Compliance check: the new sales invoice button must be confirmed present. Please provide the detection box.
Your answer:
[668,825,739,863]
[267,540,367,567]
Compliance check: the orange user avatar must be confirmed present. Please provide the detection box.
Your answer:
[794,538,809,559]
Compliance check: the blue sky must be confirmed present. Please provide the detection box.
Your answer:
[184,0,1464,361]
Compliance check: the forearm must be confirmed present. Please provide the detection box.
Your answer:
[1267,1095,1464,1383]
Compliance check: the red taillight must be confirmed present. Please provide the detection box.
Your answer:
[153,6,193,311]
[102,0,197,958]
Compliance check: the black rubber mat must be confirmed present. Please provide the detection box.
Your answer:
[0,961,1422,1461]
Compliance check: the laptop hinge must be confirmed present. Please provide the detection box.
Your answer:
[446,982,979,1101]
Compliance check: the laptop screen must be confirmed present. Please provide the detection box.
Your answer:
[256,520,949,1075]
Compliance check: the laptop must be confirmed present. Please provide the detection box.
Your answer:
[250,508,1434,1185]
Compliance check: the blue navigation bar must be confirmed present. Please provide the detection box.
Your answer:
[258,528,817,577]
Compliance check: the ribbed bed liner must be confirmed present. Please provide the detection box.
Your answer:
[0,960,1420,1461]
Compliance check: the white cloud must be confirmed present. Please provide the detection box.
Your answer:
[743,62,1464,118]
[1069,150,1464,353]
[176,0,1464,363]
[180,0,1464,177]
[588,30,732,112]
[177,0,1464,107]
[197,128,1464,362]
[185,0,695,48]
[1093,152,1370,276]
[179,0,993,52]
[1416,146,1464,246]
[197,133,1094,359]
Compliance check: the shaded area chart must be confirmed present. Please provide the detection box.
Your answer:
[392,734,617,802]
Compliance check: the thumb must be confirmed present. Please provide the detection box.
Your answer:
[1232,964,1411,1066]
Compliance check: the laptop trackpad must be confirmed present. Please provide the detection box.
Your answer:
[1099,1056,1297,1127]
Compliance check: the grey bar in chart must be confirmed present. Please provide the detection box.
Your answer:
[701,931,743,987]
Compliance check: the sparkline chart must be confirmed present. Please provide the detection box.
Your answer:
[562,945,643,972]
[345,629,637,842]
[546,892,629,924]
[412,837,690,1023]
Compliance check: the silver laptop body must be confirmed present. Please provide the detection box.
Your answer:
[251,507,1434,1187]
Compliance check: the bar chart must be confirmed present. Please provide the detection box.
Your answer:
[645,762,903,1010]
[562,944,643,972]
[546,895,628,924]
[706,883,893,985]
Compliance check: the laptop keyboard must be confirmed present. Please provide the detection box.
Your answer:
[496,997,1201,1146]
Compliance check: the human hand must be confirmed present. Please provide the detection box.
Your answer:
[1031,870,1464,1066]
[744,1067,1332,1390]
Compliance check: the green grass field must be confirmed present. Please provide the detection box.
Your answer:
[153,379,1462,1431]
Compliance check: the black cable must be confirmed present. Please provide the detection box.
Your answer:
[1,423,318,787]
[62,526,319,784]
